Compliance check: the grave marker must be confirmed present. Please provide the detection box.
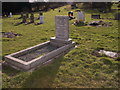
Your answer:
[50,16,73,47]
[55,16,69,40]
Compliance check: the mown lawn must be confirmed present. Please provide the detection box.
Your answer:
[2,5,120,88]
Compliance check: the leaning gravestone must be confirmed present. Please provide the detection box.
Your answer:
[50,16,72,47]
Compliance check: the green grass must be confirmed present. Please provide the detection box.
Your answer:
[2,5,120,88]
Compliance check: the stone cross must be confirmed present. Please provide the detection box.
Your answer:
[55,16,69,40]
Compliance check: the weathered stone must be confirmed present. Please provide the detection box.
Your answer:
[98,50,118,58]
[55,16,69,40]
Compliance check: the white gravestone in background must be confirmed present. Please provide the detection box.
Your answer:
[55,16,69,40]
[40,16,44,24]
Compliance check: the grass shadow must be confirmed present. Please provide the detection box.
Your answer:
[2,64,21,77]
[22,57,64,88]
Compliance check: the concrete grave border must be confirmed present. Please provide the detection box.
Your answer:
[5,41,75,71]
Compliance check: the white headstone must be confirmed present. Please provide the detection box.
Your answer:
[77,11,84,22]
[40,16,44,24]
[55,16,69,40]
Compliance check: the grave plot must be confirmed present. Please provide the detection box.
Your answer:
[4,16,75,71]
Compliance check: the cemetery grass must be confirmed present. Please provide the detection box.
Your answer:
[2,6,120,88]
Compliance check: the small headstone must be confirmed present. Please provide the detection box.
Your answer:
[9,12,12,17]
[55,16,69,40]
[30,13,34,23]
[114,13,120,20]
[77,11,85,22]
[39,13,44,24]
